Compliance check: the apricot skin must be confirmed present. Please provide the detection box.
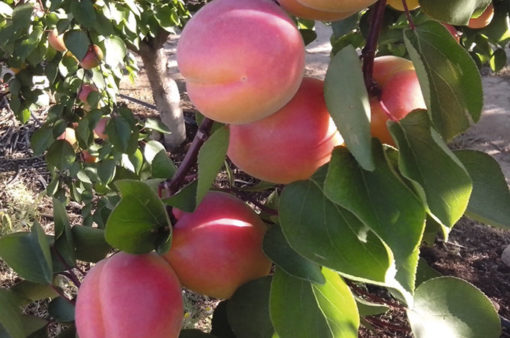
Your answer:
[468,4,494,29]
[370,56,427,146]
[163,191,271,299]
[177,0,305,124]
[278,0,358,21]
[48,29,66,52]
[75,252,183,338]
[80,44,103,70]
[387,0,420,11]
[227,77,343,184]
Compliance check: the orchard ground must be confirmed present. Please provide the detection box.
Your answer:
[0,22,509,337]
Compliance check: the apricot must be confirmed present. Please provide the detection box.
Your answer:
[48,29,66,52]
[163,191,271,299]
[75,252,183,338]
[468,3,494,29]
[80,44,103,70]
[177,0,305,124]
[93,117,109,140]
[227,77,343,184]
[387,0,420,11]
[370,56,427,145]
[57,127,77,146]
[78,84,98,110]
[278,0,358,21]
[81,150,98,163]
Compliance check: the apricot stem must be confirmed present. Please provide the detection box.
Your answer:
[401,0,416,29]
[362,0,387,97]
[159,117,214,197]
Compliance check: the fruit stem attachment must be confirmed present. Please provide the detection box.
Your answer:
[401,0,416,29]
[159,117,214,197]
[362,0,388,97]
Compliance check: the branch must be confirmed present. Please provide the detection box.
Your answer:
[159,118,214,197]
[361,0,388,98]
[401,0,416,29]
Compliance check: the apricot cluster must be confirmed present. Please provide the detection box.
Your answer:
[76,192,271,338]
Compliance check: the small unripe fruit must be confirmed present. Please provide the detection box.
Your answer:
[177,0,305,124]
[75,252,183,338]
[228,77,343,184]
[163,191,271,299]
[48,29,66,52]
[80,44,103,70]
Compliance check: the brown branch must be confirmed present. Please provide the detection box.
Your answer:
[159,118,214,197]
[362,0,388,98]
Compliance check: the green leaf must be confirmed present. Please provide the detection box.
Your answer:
[152,150,177,179]
[46,140,76,170]
[324,45,373,171]
[52,198,75,270]
[227,277,274,338]
[415,258,441,287]
[407,277,501,338]
[197,126,229,205]
[280,180,392,286]
[355,297,389,317]
[163,181,198,213]
[0,223,53,284]
[48,297,75,323]
[70,0,97,28]
[455,150,510,229]
[12,4,33,32]
[71,226,111,263]
[64,30,90,61]
[97,160,117,185]
[263,226,325,284]
[104,36,126,68]
[389,110,472,232]
[0,289,25,338]
[420,0,492,25]
[489,48,507,73]
[311,268,359,338]
[144,118,171,134]
[270,268,358,338]
[11,281,58,306]
[211,301,236,338]
[324,144,426,299]
[107,116,138,155]
[30,126,54,156]
[404,21,483,140]
[105,180,171,254]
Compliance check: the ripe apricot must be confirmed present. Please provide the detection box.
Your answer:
[75,252,183,338]
[227,77,343,184]
[48,29,66,52]
[278,0,359,21]
[468,4,494,29]
[80,44,103,70]
[370,56,427,146]
[387,0,420,11]
[163,191,271,299]
[177,0,305,124]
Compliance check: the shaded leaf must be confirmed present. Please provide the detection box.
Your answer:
[420,0,492,25]
[324,45,373,171]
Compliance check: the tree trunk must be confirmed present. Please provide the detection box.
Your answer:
[139,43,186,150]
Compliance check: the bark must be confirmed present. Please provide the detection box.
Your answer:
[138,40,186,150]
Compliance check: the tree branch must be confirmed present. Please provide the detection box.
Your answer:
[362,0,388,98]
[401,0,416,29]
[159,118,214,197]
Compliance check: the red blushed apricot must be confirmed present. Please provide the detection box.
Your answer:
[75,252,183,338]
[278,0,358,21]
[370,56,427,146]
[227,77,343,184]
[163,191,271,299]
[57,127,77,147]
[177,0,305,124]
[468,3,494,29]
[93,117,109,140]
[80,44,103,70]
[387,0,420,11]
[48,29,66,52]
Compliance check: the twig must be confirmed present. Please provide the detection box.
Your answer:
[361,0,388,98]
[348,282,405,310]
[159,118,214,197]
[218,187,278,216]
[401,0,416,29]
